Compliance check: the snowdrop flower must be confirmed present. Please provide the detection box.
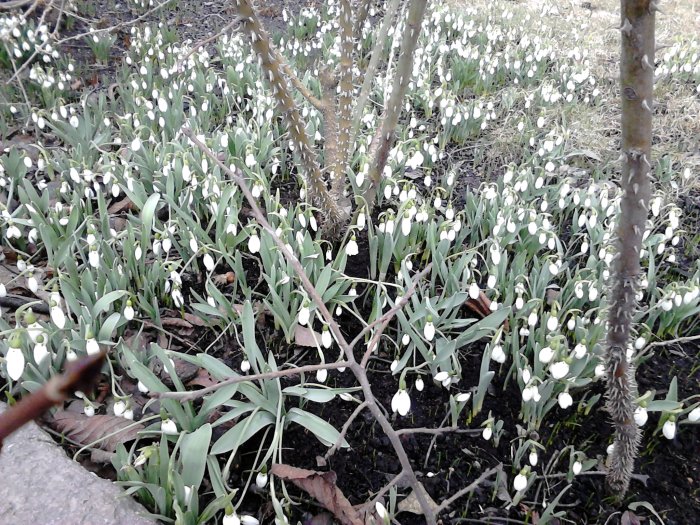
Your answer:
[131,137,142,152]
[547,315,558,332]
[528,311,538,327]
[456,392,471,403]
[572,461,582,475]
[375,501,389,521]
[594,363,606,377]
[558,391,573,409]
[391,388,411,416]
[550,360,569,379]
[203,252,215,272]
[434,371,449,383]
[298,302,310,325]
[513,469,529,491]
[401,212,411,236]
[401,333,410,345]
[161,418,179,435]
[5,337,25,381]
[223,512,241,525]
[248,232,261,253]
[423,316,435,341]
[321,326,333,349]
[113,400,127,417]
[482,425,493,441]
[415,377,424,391]
[538,346,555,364]
[345,235,359,256]
[662,418,676,440]
[137,380,149,394]
[85,332,100,355]
[688,406,700,423]
[634,337,646,350]
[529,450,538,467]
[240,359,251,373]
[356,211,366,230]
[33,335,49,364]
[83,403,95,417]
[123,300,135,321]
[255,469,268,488]
[573,342,587,359]
[491,344,506,363]
[172,288,184,308]
[390,359,399,373]
[316,368,327,383]
[469,282,480,300]
[634,406,648,427]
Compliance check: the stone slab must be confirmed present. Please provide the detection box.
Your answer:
[0,403,158,525]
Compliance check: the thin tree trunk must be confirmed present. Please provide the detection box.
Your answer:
[605,0,656,497]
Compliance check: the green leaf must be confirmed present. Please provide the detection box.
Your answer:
[98,312,123,341]
[211,411,275,455]
[92,290,128,318]
[180,424,212,490]
[286,407,347,448]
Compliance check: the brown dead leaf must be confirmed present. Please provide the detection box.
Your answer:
[183,312,207,327]
[213,272,237,285]
[295,325,322,347]
[186,368,218,388]
[396,483,439,515]
[71,78,82,90]
[464,289,510,331]
[271,464,362,525]
[107,197,135,214]
[161,316,194,329]
[49,410,144,451]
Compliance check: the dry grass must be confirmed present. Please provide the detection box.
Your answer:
[446,0,700,182]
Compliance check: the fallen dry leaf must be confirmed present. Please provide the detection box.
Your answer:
[396,483,439,515]
[49,410,144,452]
[107,197,135,214]
[271,464,362,525]
[186,368,219,388]
[295,325,322,347]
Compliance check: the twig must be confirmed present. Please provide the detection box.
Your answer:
[644,334,700,350]
[323,400,368,461]
[176,17,242,73]
[357,263,432,367]
[396,426,482,437]
[155,360,350,401]
[360,470,406,513]
[435,465,502,514]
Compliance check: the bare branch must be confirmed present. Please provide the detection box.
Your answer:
[323,401,368,462]
[396,426,482,437]
[154,360,350,402]
[435,465,502,514]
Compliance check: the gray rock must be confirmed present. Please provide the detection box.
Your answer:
[0,403,158,525]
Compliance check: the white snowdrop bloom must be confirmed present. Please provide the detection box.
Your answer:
[256,471,268,489]
[240,359,251,373]
[375,502,389,521]
[27,274,39,293]
[390,360,399,373]
[69,115,79,128]
[558,391,573,409]
[189,235,198,253]
[522,369,531,385]
[298,304,310,325]
[124,300,135,321]
[594,363,606,377]
[245,153,256,168]
[539,346,554,364]
[248,233,261,253]
[172,288,184,308]
[391,389,411,416]
[33,335,49,364]
[634,406,648,427]
[123,408,134,420]
[321,327,333,349]
[434,371,449,382]
[89,249,100,268]
[688,406,700,422]
[161,418,179,435]
[491,344,506,363]
[529,450,538,466]
[137,380,149,394]
[131,137,142,152]
[402,333,410,345]
[203,253,215,272]
[345,236,359,256]
[588,286,599,301]
[515,297,524,310]
[573,343,587,359]
[528,311,538,327]
[316,368,328,382]
[401,214,412,236]
[550,361,569,379]
[634,336,646,350]
[6,342,25,381]
[469,282,480,300]
[423,318,435,341]
[572,461,582,475]
[456,392,471,403]
[482,426,493,441]
[662,419,676,440]
[356,211,366,230]
[547,316,558,331]
[415,377,424,392]
[522,385,535,402]
[83,404,95,417]
[490,245,501,265]
[113,400,127,417]
[406,150,424,169]
[86,336,100,355]
[607,443,615,455]
[513,471,528,491]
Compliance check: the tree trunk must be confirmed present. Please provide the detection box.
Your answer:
[605,0,656,496]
